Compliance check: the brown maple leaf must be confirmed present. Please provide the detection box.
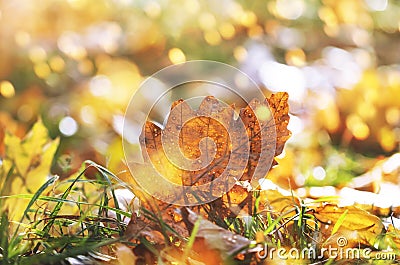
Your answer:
[267,92,291,162]
[135,92,291,205]
[123,92,291,253]
[124,92,292,223]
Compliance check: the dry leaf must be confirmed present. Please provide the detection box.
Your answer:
[258,189,301,216]
[313,204,384,248]
[267,92,291,163]
[157,243,220,265]
[132,243,158,265]
[121,93,292,263]
[214,92,291,217]
[124,213,155,242]
[182,208,251,260]
[190,238,223,265]
[115,243,138,265]
[132,92,291,206]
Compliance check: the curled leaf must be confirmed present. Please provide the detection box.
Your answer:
[182,208,251,258]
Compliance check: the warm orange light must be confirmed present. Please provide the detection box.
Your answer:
[29,47,47,63]
[34,63,51,79]
[168,48,186,64]
[379,127,396,152]
[346,114,370,140]
[233,46,247,62]
[49,56,65,73]
[219,23,235,40]
[247,25,263,37]
[204,30,222,46]
[285,48,306,66]
[386,107,400,126]
[318,6,337,26]
[0,81,16,98]
[240,11,257,27]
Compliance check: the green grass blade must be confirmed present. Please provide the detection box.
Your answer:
[10,176,58,240]
[85,160,122,223]
[182,217,200,262]
[331,209,348,236]
[0,164,15,198]
[21,176,58,222]
[0,194,131,218]
[18,238,118,265]
[41,169,88,237]
[0,211,10,262]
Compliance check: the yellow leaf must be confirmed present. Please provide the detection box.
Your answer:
[115,244,138,265]
[5,119,52,177]
[22,119,49,160]
[106,137,125,174]
[2,119,60,219]
[313,204,384,247]
[26,138,59,192]
[4,133,27,175]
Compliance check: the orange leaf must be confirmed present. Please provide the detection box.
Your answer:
[182,208,250,260]
[115,243,138,265]
[267,92,291,161]
[131,93,290,207]
[121,93,292,223]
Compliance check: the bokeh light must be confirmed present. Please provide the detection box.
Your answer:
[59,116,78,137]
[0,81,15,98]
[276,0,305,20]
[168,48,186,64]
[0,0,398,185]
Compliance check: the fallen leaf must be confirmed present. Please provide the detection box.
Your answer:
[115,243,138,265]
[258,189,301,216]
[1,119,59,219]
[190,238,223,265]
[313,204,384,248]
[140,198,191,238]
[383,224,400,250]
[267,92,291,162]
[182,208,251,259]
[120,93,292,263]
[129,92,291,206]
[132,243,158,265]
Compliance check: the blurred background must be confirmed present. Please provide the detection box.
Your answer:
[0,0,399,188]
